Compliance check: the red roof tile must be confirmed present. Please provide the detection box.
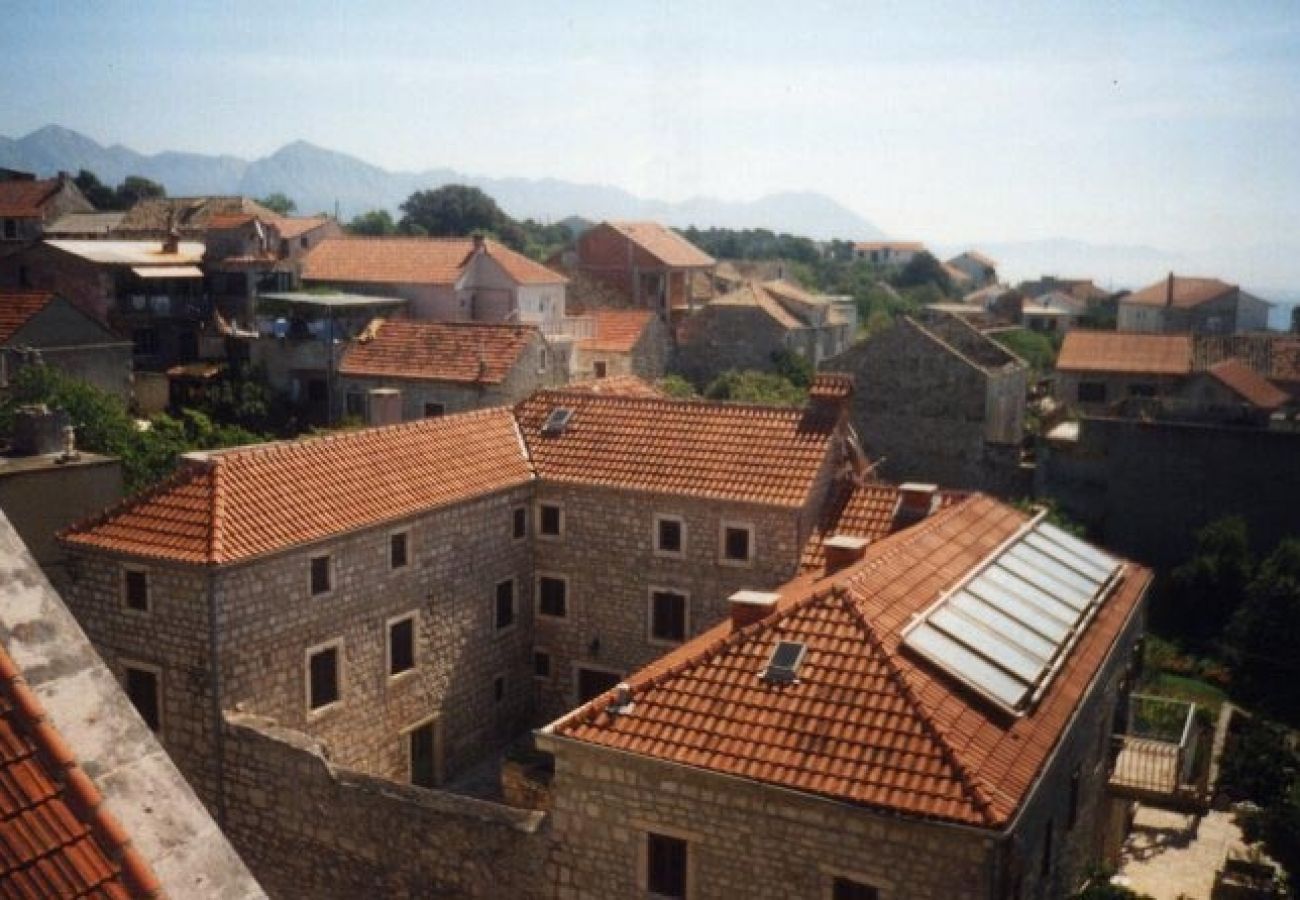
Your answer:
[339,319,537,385]
[558,376,664,399]
[1206,359,1291,409]
[61,409,533,565]
[302,237,564,287]
[606,222,715,269]
[1057,331,1193,376]
[578,310,655,353]
[552,496,1150,829]
[0,645,157,898]
[272,216,332,239]
[0,178,60,218]
[515,391,840,508]
[1124,276,1237,309]
[0,291,56,344]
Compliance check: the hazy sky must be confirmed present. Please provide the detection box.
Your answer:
[4,1,1299,259]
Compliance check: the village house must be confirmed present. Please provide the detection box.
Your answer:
[572,221,716,314]
[568,308,672,382]
[0,169,94,244]
[1022,299,1077,334]
[337,318,566,420]
[0,289,133,400]
[538,493,1152,900]
[674,279,853,385]
[825,315,1029,496]
[1020,276,1109,304]
[947,249,998,287]
[852,240,925,268]
[44,210,126,239]
[110,195,280,240]
[1117,274,1270,334]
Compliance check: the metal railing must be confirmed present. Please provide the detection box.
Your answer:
[1109,694,1210,812]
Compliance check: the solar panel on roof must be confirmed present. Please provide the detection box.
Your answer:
[901,517,1123,715]
[762,641,807,683]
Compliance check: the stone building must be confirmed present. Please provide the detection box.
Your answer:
[674,280,852,385]
[539,495,1152,900]
[946,249,998,288]
[825,315,1028,496]
[1117,274,1270,334]
[569,309,671,382]
[0,169,94,244]
[337,318,567,420]
[572,222,715,314]
[852,240,925,268]
[0,289,134,400]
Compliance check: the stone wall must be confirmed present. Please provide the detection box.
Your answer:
[222,712,550,900]
[673,305,790,386]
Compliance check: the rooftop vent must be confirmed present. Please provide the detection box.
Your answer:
[608,682,634,716]
[761,641,808,684]
[822,534,869,571]
[729,590,781,629]
[541,407,574,436]
[895,482,939,526]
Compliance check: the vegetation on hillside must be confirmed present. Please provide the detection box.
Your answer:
[991,328,1058,373]
[257,192,297,215]
[73,169,166,211]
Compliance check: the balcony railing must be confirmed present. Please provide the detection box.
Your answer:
[524,315,596,340]
[1108,693,1211,813]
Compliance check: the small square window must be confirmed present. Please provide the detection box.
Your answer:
[1068,766,1081,828]
[310,555,332,595]
[539,504,562,537]
[308,645,340,711]
[655,517,684,555]
[123,569,149,612]
[495,579,516,630]
[533,651,552,679]
[832,877,879,900]
[538,576,568,618]
[123,665,161,732]
[1078,382,1106,404]
[650,590,687,643]
[424,402,445,418]
[493,674,506,703]
[722,525,752,563]
[512,506,527,540]
[390,532,409,569]
[646,832,687,899]
[593,360,608,379]
[388,616,415,676]
[345,391,365,418]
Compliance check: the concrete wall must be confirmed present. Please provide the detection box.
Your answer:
[5,297,134,401]
[0,454,122,575]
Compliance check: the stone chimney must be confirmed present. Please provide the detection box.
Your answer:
[894,483,939,527]
[10,405,69,456]
[728,590,780,630]
[822,535,869,572]
[1166,272,1175,307]
[161,229,180,255]
[366,388,402,427]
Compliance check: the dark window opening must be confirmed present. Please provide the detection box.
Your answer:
[513,506,527,539]
[534,651,551,678]
[409,722,437,788]
[593,360,608,379]
[390,532,409,569]
[1127,382,1156,398]
[493,674,506,703]
[310,555,331,595]
[1077,381,1107,404]
[124,570,149,611]
[309,646,340,710]
[723,526,751,562]
[540,504,562,536]
[1068,766,1081,828]
[345,391,365,418]
[577,667,620,704]
[495,579,515,630]
[1041,819,1054,877]
[389,618,415,675]
[538,576,568,618]
[2,219,16,240]
[424,402,445,418]
[832,877,880,900]
[651,591,687,643]
[657,518,683,553]
[646,832,688,899]
[124,667,160,732]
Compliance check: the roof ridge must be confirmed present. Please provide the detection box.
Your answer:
[525,388,812,419]
[208,457,227,565]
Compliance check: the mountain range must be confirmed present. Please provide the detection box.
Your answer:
[0,125,885,241]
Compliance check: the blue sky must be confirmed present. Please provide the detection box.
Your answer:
[4,1,1300,270]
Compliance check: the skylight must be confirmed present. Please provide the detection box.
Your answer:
[762,641,807,684]
[541,407,574,436]
[901,518,1122,715]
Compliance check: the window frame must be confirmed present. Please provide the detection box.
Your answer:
[533,648,553,681]
[535,572,570,620]
[647,586,690,646]
[718,521,755,567]
[512,505,528,540]
[389,529,410,570]
[638,827,694,899]
[403,715,442,788]
[494,577,517,633]
[386,611,418,680]
[309,553,333,597]
[537,502,564,539]
[121,566,151,614]
[593,360,608,379]
[653,514,687,558]
[304,639,343,715]
[120,659,163,734]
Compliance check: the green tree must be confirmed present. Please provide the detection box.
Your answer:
[1161,517,1254,649]
[347,209,397,236]
[659,375,697,399]
[73,169,118,210]
[1228,539,1300,720]
[398,185,525,249]
[892,251,953,295]
[992,328,1057,373]
[703,370,807,407]
[115,175,166,207]
[771,350,813,388]
[258,192,297,215]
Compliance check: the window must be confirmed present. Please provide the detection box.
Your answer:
[534,650,552,679]
[537,575,568,618]
[1127,382,1156,398]
[493,674,506,703]
[423,402,445,418]
[512,506,527,540]
[655,516,685,555]
[646,832,688,899]
[390,531,409,569]
[345,390,365,419]
[1041,819,1054,878]
[593,360,608,379]
[576,666,621,704]
[721,523,753,564]
[310,554,332,595]
[2,219,16,240]
[494,579,516,630]
[123,664,161,732]
[131,328,159,357]
[122,569,149,612]
[388,615,415,677]
[539,349,549,373]
[832,877,880,900]
[539,503,563,537]
[650,590,687,644]
[1077,381,1106,404]
[307,643,340,711]
[1067,766,1081,829]
[408,720,438,788]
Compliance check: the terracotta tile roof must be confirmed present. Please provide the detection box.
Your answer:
[800,481,967,571]
[1057,331,1193,376]
[606,222,715,269]
[302,237,564,287]
[558,375,664,399]
[0,290,56,344]
[61,409,532,565]
[1193,334,1300,385]
[515,390,840,508]
[1206,359,1291,410]
[113,197,279,236]
[709,282,805,330]
[854,241,925,253]
[1124,275,1237,309]
[204,213,257,230]
[578,309,655,353]
[808,372,853,402]
[0,178,60,218]
[338,318,537,385]
[552,496,1150,829]
[272,216,332,239]
[0,645,159,898]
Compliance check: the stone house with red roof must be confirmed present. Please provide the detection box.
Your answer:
[852,240,926,268]
[0,170,94,244]
[1117,274,1270,334]
[538,495,1151,900]
[573,222,715,314]
[0,289,133,400]
[336,318,565,420]
[947,249,999,288]
[569,309,671,382]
